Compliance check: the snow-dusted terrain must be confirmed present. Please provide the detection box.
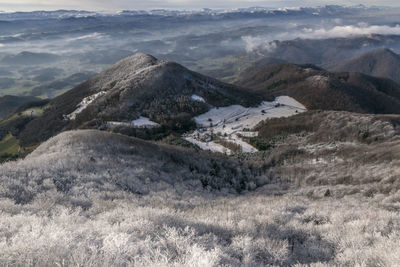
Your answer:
[132,116,160,127]
[107,116,160,128]
[191,94,206,102]
[184,96,306,154]
[184,136,232,154]
[191,95,206,103]
[67,91,106,120]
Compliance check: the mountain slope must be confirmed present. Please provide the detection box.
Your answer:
[236,63,400,114]
[248,110,400,195]
[0,95,39,120]
[229,57,287,83]
[17,53,263,146]
[1,129,258,201]
[331,48,400,83]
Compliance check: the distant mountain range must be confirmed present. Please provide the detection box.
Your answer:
[0,5,392,21]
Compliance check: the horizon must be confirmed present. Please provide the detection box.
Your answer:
[1,1,400,12]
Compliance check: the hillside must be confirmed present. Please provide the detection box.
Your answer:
[0,126,399,265]
[13,53,262,147]
[229,57,287,83]
[331,48,400,84]
[236,63,400,114]
[7,130,260,198]
[242,110,400,198]
[0,95,39,120]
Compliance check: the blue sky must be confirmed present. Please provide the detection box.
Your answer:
[0,0,399,11]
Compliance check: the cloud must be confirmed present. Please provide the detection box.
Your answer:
[298,24,400,39]
[67,32,106,42]
[242,23,400,52]
[242,36,277,53]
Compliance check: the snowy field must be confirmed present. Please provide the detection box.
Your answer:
[184,96,306,154]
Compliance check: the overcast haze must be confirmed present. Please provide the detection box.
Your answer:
[1,0,400,11]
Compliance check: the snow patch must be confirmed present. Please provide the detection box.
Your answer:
[194,97,305,131]
[183,136,232,155]
[67,91,106,120]
[67,32,105,42]
[184,96,306,154]
[191,94,206,103]
[306,75,329,87]
[107,117,159,128]
[132,116,160,127]
[275,96,306,110]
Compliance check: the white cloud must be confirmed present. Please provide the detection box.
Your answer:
[67,32,106,42]
[241,23,400,53]
[242,36,277,53]
[299,24,400,39]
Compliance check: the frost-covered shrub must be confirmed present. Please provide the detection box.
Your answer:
[1,129,400,266]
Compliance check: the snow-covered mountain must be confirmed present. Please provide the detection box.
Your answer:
[15,53,263,147]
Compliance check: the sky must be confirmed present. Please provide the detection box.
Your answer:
[0,0,399,12]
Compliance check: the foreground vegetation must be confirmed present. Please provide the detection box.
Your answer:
[2,184,399,266]
[0,128,399,266]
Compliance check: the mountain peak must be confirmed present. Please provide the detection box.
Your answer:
[100,53,161,77]
[90,53,195,94]
[88,53,170,93]
[113,53,160,69]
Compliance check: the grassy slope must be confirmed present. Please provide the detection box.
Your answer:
[0,133,38,163]
[0,106,46,162]
[0,107,44,126]
[0,134,19,155]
